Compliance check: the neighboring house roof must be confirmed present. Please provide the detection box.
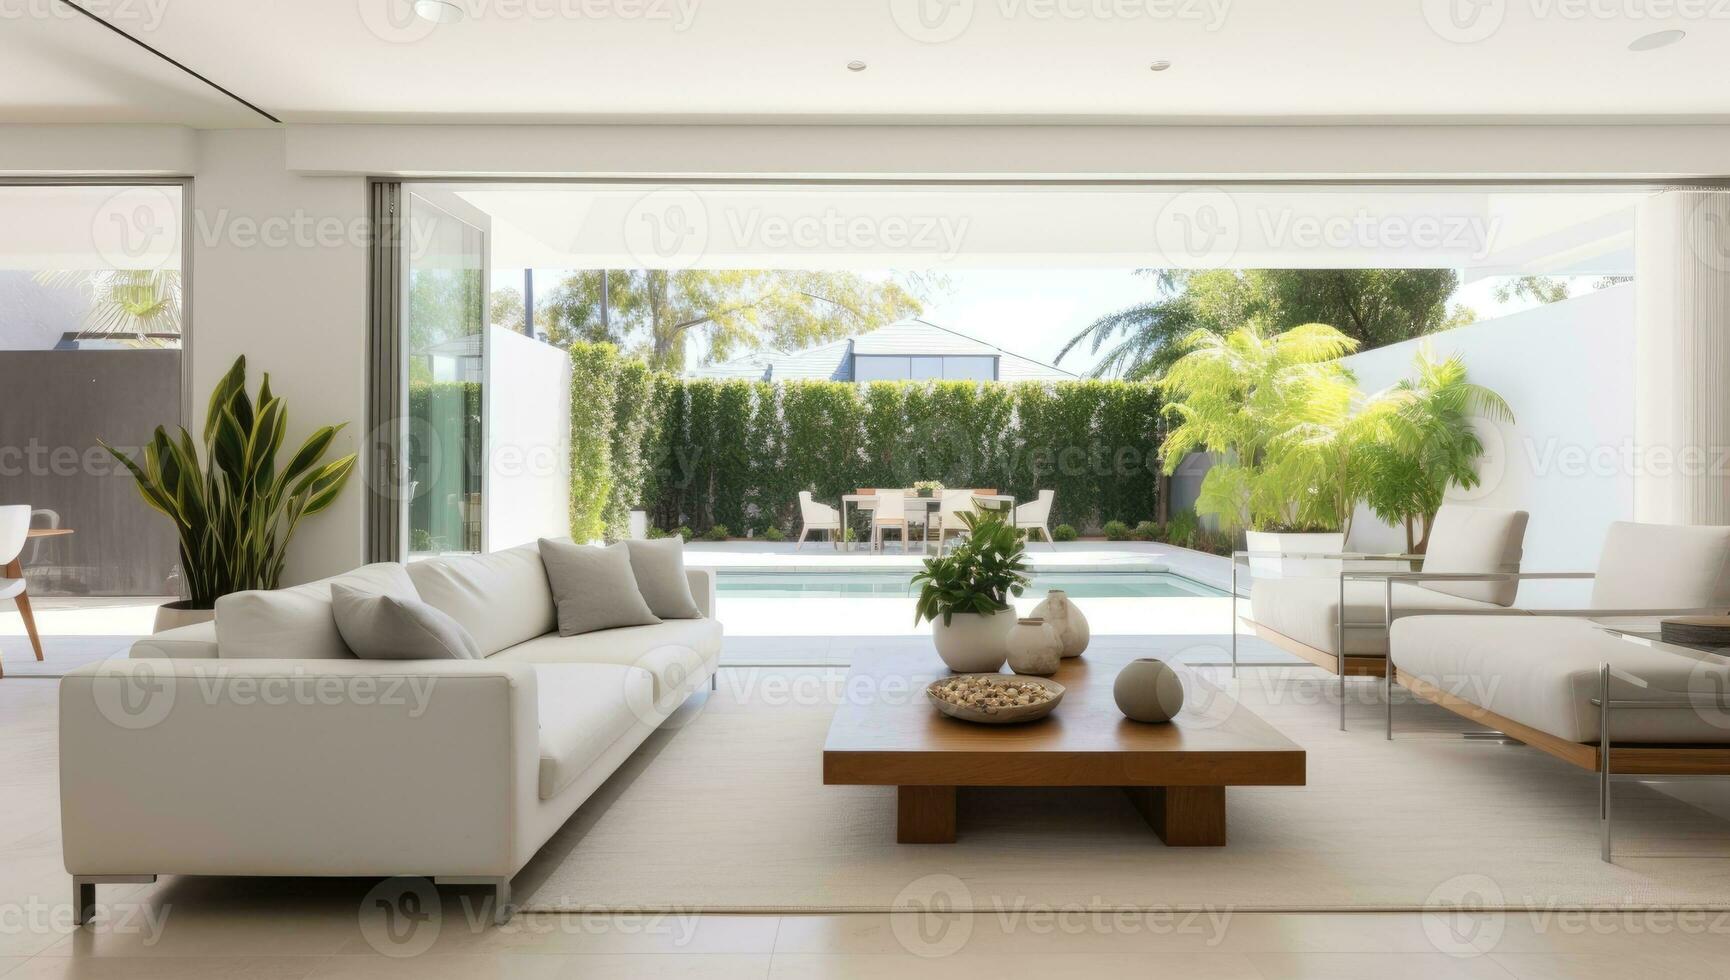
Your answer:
[685,318,1078,382]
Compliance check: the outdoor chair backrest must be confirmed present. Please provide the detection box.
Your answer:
[798,491,837,525]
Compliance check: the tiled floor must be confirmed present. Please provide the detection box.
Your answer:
[8,675,1730,979]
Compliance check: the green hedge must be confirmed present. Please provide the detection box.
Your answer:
[568,342,1162,540]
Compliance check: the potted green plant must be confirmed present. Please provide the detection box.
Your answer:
[912,480,944,499]
[103,356,358,632]
[911,512,1031,672]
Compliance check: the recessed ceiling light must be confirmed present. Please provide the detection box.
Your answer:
[1628,29,1685,51]
[1149,60,1173,72]
[412,0,463,23]
[847,60,868,72]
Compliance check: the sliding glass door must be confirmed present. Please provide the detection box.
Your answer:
[401,189,490,556]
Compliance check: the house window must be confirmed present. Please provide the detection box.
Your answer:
[853,354,998,381]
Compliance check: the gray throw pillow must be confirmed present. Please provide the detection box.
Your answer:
[330,585,482,660]
[623,538,703,619]
[538,538,663,636]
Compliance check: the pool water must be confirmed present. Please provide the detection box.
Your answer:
[715,570,1225,599]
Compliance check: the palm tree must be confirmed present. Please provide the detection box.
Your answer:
[1159,321,1359,531]
[33,269,182,345]
[1055,271,1195,380]
[1362,346,1514,552]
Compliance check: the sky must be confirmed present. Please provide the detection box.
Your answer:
[490,267,1609,377]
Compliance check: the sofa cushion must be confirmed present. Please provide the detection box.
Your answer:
[539,538,661,636]
[492,618,721,702]
[1416,505,1529,606]
[331,585,481,660]
[1391,615,1730,743]
[623,538,704,620]
[1250,576,1519,657]
[1590,522,1730,611]
[532,663,655,800]
[215,563,417,659]
[407,543,556,657]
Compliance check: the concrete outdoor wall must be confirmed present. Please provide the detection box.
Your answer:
[484,326,572,550]
[1340,284,1636,577]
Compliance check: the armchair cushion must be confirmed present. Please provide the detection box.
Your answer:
[1391,615,1730,743]
[1590,522,1730,611]
[1250,576,1517,656]
[1415,505,1529,606]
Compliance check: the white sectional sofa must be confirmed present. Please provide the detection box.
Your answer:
[59,541,720,922]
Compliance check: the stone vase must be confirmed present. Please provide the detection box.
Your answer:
[931,608,1013,673]
[1031,589,1090,658]
[1005,617,1063,676]
[1113,657,1186,723]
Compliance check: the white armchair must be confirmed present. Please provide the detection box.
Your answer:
[1012,490,1056,548]
[1382,520,1730,861]
[796,491,841,550]
[0,505,41,675]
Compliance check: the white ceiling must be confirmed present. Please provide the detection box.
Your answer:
[3,0,1727,127]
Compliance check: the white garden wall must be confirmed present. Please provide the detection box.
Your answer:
[484,326,572,550]
[1341,284,1636,577]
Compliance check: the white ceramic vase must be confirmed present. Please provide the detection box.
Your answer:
[1113,657,1186,723]
[1031,589,1089,658]
[931,609,1013,673]
[153,600,215,634]
[1005,617,1063,676]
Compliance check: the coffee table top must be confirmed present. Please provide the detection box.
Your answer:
[823,648,1306,788]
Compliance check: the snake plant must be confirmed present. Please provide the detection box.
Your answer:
[103,356,358,608]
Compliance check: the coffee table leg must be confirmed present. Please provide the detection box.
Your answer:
[897,786,956,843]
[1125,786,1226,846]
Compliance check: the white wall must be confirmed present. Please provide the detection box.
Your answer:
[190,130,370,583]
[484,326,572,550]
[1342,284,1636,576]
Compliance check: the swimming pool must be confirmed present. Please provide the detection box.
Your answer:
[714,569,1225,599]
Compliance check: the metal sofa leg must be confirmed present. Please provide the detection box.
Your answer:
[1599,662,1614,863]
[72,875,156,926]
[434,876,514,925]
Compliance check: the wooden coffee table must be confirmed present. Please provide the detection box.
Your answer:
[822,649,1306,845]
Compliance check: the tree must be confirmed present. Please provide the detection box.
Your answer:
[1059,269,1471,380]
[1494,275,1570,305]
[1361,346,1514,553]
[33,269,182,346]
[1158,321,1360,531]
[537,269,921,372]
[488,285,524,331]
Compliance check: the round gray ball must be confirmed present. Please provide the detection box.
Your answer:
[1113,658,1185,723]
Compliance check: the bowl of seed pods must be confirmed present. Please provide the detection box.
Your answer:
[925,673,1065,724]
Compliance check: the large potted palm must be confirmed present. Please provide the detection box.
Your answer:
[912,512,1031,672]
[103,356,358,631]
[1160,321,1361,576]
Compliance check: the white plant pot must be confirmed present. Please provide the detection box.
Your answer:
[1244,531,1346,579]
[153,600,215,634]
[931,609,1013,673]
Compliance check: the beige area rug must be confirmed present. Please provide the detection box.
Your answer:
[517,665,1730,912]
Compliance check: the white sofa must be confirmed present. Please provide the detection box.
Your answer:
[59,541,720,923]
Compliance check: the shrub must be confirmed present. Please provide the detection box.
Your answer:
[1103,520,1131,541]
[1166,509,1200,547]
[763,526,786,542]
[703,524,730,541]
[645,526,666,539]
[677,525,694,542]
[1131,520,1159,541]
[1052,524,1078,542]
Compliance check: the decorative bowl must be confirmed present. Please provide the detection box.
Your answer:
[926,674,1065,725]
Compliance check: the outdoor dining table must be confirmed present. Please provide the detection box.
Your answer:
[838,491,1014,553]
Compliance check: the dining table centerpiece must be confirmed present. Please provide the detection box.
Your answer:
[912,480,945,499]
